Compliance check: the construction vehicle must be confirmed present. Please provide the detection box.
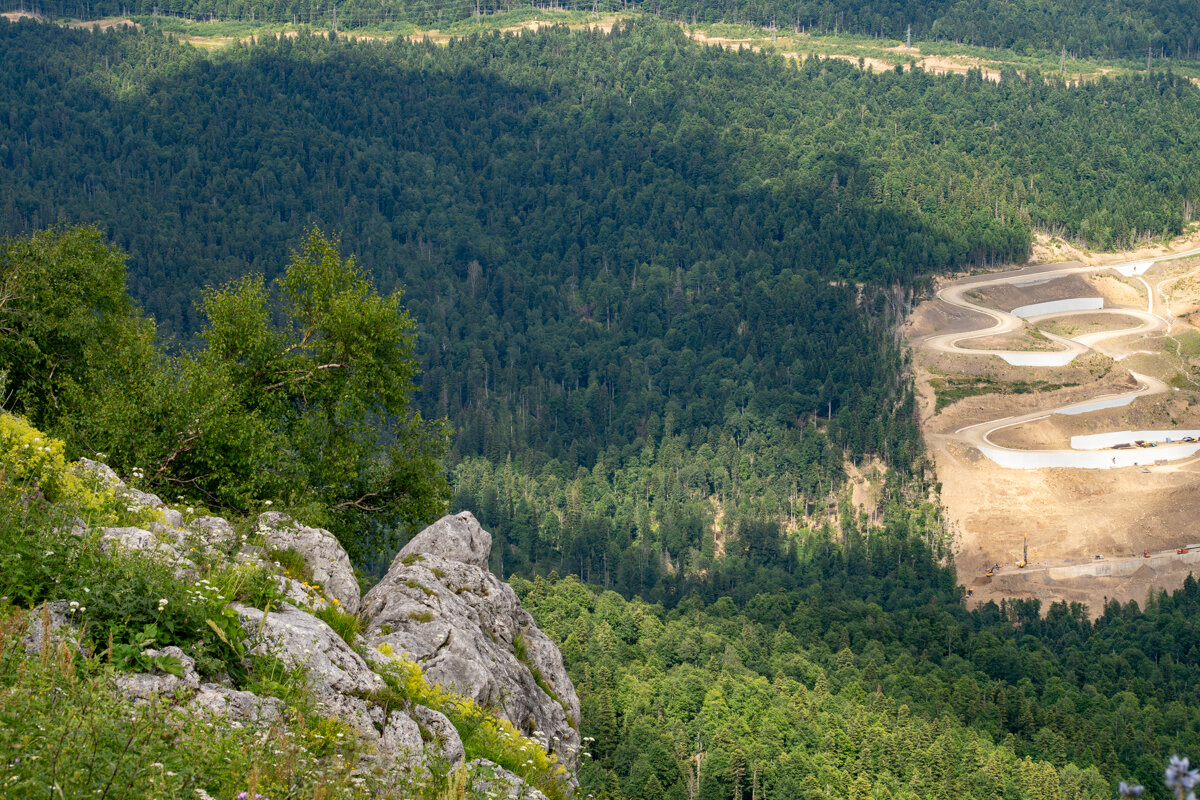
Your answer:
[1144,549,1151,558]
[1017,536,1028,569]
[985,568,994,577]
[1179,547,1191,555]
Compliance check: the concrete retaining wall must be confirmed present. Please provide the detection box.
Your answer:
[1010,297,1104,318]
[1114,261,1153,276]
[1070,430,1200,449]
[979,442,1200,469]
[998,351,1080,366]
[1054,395,1138,416]
[1044,550,1200,580]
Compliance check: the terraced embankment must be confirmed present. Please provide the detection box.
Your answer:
[906,237,1200,613]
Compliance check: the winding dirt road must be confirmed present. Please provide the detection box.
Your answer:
[919,247,1200,469]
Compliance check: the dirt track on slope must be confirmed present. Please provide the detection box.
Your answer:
[905,228,1200,616]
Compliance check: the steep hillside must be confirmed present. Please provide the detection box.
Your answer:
[0,412,576,799]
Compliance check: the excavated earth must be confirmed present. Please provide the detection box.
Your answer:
[905,238,1200,617]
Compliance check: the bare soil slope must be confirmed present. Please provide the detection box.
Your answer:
[908,230,1200,616]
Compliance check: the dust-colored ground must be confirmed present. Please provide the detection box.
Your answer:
[908,233,1200,616]
[1040,312,1145,337]
[950,454,1200,612]
[1031,228,1200,267]
[65,16,140,30]
[964,273,1098,312]
[957,328,1060,351]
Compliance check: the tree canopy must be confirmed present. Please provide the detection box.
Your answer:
[0,226,449,556]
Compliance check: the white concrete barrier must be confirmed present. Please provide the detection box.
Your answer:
[999,351,1080,366]
[1054,395,1137,416]
[1044,550,1200,580]
[979,442,1200,469]
[1070,430,1200,449]
[1010,297,1104,318]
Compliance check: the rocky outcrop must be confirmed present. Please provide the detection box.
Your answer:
[56,463,578,791]
[362,511,581,770]
[192,684,285,726]
[413,704,465,767]
[111,644,284,726]
[115,646,202,698]
[23,600,88,657]
[469,759,550,800]
[254,512,360,614]
[236,602,384,738]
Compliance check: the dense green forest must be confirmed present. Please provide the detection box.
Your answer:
[519,510,1200,799]
[3,17,1200,586]
[7,0,1200,60]
[6,16,1200,800]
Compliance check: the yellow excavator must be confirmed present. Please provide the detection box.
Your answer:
[1017,536,1028,569]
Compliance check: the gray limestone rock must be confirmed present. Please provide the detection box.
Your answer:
[235,602,384,738]
[468,759,550,800]
[113,646,202,699]
[413,704,465,767]
[275,575,330,611]
[124,487,167,511]
[23,601,88,657]
[188,516,239,554]
[75,458,121,489]
[254,512,360,614]
[99,526,181,559]
[192,684,285,726]
[363,513,581,771]
[378,711,426,768]
[398,510,492,569]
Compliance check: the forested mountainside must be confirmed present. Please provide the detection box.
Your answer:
[8,0,1200,60]
[518,512,1200,800]
[3,18,1200,593]
[6,14,1200,797]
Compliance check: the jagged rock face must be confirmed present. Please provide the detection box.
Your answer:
[54,464,579,787]
[111,645,284,726]
[413,704,465,767]
[399,511,492,569]
[362,512,581,770]
[236,602,385,738]
[114,646,202,698]
[254,512,360,614]
[192,684,285,726]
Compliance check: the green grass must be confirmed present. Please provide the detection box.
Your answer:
[1178,331,1200,358]
[404,578,438,597]
[315,604,363,645]
[0,602,388,799]
[267,546,314,583]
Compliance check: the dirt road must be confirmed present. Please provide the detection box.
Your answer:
[908,236,1200,614]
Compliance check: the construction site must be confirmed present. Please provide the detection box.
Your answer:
[905,230,1200,615]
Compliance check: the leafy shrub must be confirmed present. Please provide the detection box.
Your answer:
[0,412,124,520]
